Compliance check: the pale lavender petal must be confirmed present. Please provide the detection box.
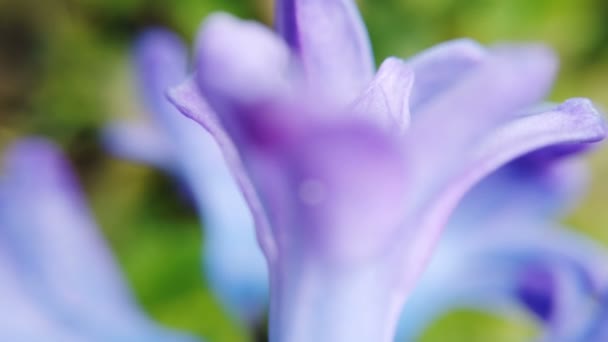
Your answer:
[0,139,196,340]
[175,14,297,261]
[128,28,269,322]
[400,99,605,300]
[425,98,604,231]
[275,0,374,105]
[408,44,559,195]
[407,39,487,112]
[240,110,409,263]
[190,13,404,266]
[102,118,175,170]
[167,79,277,260]
[196,13,292,116]
[352,57,414,132]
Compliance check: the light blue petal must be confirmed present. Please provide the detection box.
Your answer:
[0,139,197,341]
[102,118,176,171]
[134,28,269,323]
[0,247,82,341]
[397,225,608,341]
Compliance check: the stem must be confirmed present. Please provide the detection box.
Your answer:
[268,253,401,342]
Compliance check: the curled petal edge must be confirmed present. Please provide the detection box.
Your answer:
[401,98,606,294]
[167,78,277,261]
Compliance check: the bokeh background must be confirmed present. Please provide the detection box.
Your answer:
[0,0,607,341]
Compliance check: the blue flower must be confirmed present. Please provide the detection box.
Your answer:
[102,29,268,324]
[397,151,608,340]
[0,139,197,341]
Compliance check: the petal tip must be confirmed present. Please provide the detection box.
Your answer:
[446,38,487,60]
[2,138,76,189]
[4,138,63,168]
[559,98,607,142]
[166,79,198,122]
[558,98,597,115]
[136,27,185,54]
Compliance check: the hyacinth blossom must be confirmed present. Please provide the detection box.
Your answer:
[102,25,608,342]
[167,0,607,340]
[0,139,197,341]
[582,290,608,341]
[101,24,608,342]
[102,30,268,324]
[397,152,608,341]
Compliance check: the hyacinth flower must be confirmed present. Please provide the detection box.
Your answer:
[102,30,268,324]
[397,151,608,341]
[516,262,608,342]
[0,139,197,341]
[167,0,607,340]
[579,289,608,341]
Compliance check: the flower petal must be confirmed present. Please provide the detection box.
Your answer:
[275,0,374,104]
[407,39,488,112]
[132,28,269,323]
[168,79,277,260]
[102,118,175,170]
[408,44,559,192]
[0,247,79,340]
[174,14,306,262]
[196,13,292,113]
[400,98,605,296]
[352,57,414,132]
[447,157,588,235]
[103,29,187,171]
[0,139,196,340]
[397,225,608,341]
[581,293,608,341]
[135,29,189,115]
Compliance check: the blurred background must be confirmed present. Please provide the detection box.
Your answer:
[0,0,607,341]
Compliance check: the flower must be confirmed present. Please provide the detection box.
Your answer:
[581,290,608,341]
[0,139,197,341]
[397,151,608,340]
[102,29,268,324]
[167,0,606,340]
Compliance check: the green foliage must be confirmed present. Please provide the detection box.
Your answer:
[419,309,538,342]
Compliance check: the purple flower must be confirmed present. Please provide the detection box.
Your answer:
[102,29,268,324]
[167,0,606,340]
[0,139,197,341]
[397,152,608,340]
